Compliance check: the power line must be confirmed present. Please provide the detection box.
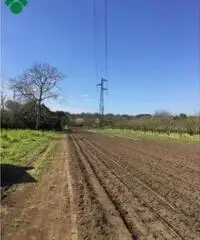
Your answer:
[93,0,98,81]
[95,0,109,127]
[104,0,108,77]
[93,0,108,78]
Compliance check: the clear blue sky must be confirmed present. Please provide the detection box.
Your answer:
[2,0,200,115]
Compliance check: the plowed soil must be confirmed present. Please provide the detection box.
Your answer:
[1,131,200,240]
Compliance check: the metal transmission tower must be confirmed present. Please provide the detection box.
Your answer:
[97,78,108,127]
[94,0,109,128]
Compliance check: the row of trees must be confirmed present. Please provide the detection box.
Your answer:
[72,112,200,135]
[1,100,69,130]
[1,98,199,134]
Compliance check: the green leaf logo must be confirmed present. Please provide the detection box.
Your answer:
[5,0,28,14]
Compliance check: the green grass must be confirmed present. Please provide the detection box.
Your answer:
[0,129,57,164]
[31,141,59,179]
[89,128,200,143]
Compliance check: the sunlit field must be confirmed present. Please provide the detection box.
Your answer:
[90,128,200,143]
[1,129,57,164]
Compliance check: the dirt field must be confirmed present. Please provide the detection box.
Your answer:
[1,131,200,240]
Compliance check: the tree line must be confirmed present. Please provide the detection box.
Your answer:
[1,100,200,135]
[1,98,199,135]
[72,112,200,135]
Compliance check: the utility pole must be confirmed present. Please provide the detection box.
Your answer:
[97,78,108,127]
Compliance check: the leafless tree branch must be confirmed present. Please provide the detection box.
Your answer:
[9,63,64,129]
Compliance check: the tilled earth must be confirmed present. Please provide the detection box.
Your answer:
[1,131,200,240]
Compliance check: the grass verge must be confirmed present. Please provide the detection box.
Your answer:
[89,128,200,143]
[1,129,57,164]
[30,140,60,179]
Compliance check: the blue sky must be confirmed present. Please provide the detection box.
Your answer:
[2,0,200,115]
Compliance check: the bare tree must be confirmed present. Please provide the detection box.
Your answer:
[10,63,64,129]
[0,87,6,111]
[0,74,7,111]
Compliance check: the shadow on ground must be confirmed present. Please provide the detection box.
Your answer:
[1,164,37,187]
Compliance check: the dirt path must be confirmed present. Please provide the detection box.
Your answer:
[1,137,72,240]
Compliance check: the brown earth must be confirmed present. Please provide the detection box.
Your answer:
[1,131,200,240]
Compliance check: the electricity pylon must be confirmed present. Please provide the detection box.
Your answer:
[97,78,108,127]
